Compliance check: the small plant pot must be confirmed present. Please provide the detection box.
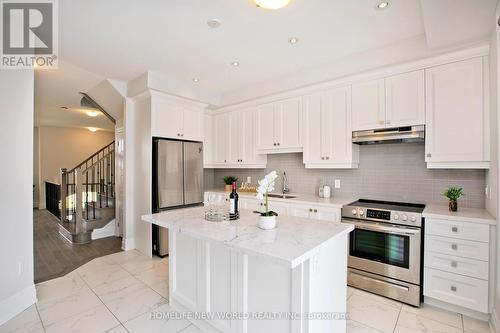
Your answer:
[259,215,277,230]
[449,200,458,212]
[225,185,231,192]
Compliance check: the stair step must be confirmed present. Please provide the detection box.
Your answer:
[58,222,92,244]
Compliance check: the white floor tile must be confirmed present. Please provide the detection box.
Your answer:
[0,305,44,333]
[352,288,403,309]
[150,280,169,299]
[463,316,491,333]
[134,264,169,287]
[92,274,144,299]
[395,310,463,333]
[36,287,103,326]
[178,324,204,333]
[79,263,132,290]
[120,255,167,275]
[101,250,145,265]
[347,293,401,333]
[347,286,355,300]
[401,304,463,329]
[35,272,88,302]
[124,303,191,333]
[106,325,128,333]
[347,320,384,333]
[44,304,119,333]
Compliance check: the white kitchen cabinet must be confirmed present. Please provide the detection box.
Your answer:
[212,109,266,168]
[151,94,204,142]
[385,70,425,127]
[351,71,424,131]
[288,203,341,222]
[303,87,359,168]
[351,79,385,131]
[425,57,489,169]
[204,113,215,168]
[256,97,302,154]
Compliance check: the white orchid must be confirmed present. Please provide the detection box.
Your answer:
[256,171,278,216]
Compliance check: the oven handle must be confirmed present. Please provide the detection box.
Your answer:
[343,219,421,236]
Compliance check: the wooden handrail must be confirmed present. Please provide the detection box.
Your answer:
[65,141,114,174]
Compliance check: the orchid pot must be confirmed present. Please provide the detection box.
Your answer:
[255,171,279,230]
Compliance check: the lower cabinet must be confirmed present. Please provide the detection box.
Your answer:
[423,218,492,314]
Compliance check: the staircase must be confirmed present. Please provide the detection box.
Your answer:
[59,141,115,244]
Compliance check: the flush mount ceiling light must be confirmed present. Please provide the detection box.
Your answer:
[86,110,99,117]
[88,127,98,132]
[288,37,299,45]
[192,78,200,82]
[375,1,390,10]
[231,61,240,67]
[254,0,290,10]
[207,19,221,28]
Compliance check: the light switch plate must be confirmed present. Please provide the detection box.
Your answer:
[334,179,341,189]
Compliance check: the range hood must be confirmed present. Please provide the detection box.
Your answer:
[352,125,425,145]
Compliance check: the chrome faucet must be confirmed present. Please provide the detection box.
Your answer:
[282,171,290,195]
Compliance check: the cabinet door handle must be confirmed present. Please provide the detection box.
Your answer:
[450,286,457,292]
[321,157,325,160]
[273,143,277,146]
[451,244,458,250]
[386,120,391,125]
[451,261,458,268]
[451,226,458,232]
[314,209,317,213]
[309,208,313,212]
[326,156,329,160]
[277,143,280,146]
[379,120,384,125]
[426,153,432,158]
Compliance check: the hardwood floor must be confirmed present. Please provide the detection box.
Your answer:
[34,209,123,283]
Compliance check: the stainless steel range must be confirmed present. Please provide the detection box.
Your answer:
[342,199,425,307]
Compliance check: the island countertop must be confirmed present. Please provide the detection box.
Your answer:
[142,206,354,268]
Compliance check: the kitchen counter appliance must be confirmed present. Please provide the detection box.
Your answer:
[342,199,425,306]
[152,138,204,257]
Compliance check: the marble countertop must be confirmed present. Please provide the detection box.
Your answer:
[142,206,354,268]
[423,204,496,225]
[205,188,357,209]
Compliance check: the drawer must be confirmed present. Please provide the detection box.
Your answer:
[425,218,489,242]
[424,251,489,280]
[425,235,489,261]
[424,268,488,313]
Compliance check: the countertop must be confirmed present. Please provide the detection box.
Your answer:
[142,206,354,268]
[423,204,496,225]
[205,189,357,209]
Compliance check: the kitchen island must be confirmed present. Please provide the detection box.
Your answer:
[142,207,353,333]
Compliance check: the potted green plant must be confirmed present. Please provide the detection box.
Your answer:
[442,187,464,212]
[223,176,238,192]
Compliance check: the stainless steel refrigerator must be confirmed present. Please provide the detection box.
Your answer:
[152,138,204,257]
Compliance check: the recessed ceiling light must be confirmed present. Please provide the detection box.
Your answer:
[231,61,240,67]
[254,0,290,10]
[88,127,98,132]
[288,37,299,45]
[207,19,221,28]
[375,1,390,10]
[192,78,200,82]
[86,110,99,117]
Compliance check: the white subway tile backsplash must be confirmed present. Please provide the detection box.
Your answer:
[207,143,486,208]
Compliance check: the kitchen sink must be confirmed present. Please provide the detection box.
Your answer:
[267,194,296,199]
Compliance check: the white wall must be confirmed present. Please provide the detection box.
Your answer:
[123,95,152,255]
[0,70,36,325]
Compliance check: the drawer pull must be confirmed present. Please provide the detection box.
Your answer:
[451,261,458,268]
[309,208,313,212]
[450,286,457,292]
[451,244,458,250]
[451,226,458,232]
[314,209,318,213]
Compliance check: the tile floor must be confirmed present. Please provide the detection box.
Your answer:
[0,250,492,333]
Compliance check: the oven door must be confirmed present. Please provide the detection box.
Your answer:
[343,218,421,285]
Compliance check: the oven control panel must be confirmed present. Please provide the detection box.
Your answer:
[342,204,422,227]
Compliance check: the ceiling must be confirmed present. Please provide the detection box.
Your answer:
[35,0,498,127]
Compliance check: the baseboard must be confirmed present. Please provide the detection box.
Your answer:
[424,297,490,321]
[122,237,135,251]
[91,219,116,240]
[38,203,46,209]
[0,284,37,326]
[491,293,500,333]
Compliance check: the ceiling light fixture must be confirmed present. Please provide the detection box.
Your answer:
[192,78,200,82]
[288,37,299,45]
[231,61,240,67]
[375,1,390,10]
[88,127,98,132]
[254,0,290,10]
[86,110,99,117]
[207,19,221,28]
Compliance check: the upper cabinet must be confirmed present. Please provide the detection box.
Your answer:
[212,109,266,168]
[203,113,214,168]
[303,86,359,168]
[425,57,489,169]
[351,70,425,131]
[256,97,302,153]
[151,94,204,142]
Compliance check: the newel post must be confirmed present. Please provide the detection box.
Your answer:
[75,167,83,233]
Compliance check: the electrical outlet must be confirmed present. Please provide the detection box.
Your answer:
[485,185,490,199]
[334,179,341,189]
[247,176,251,183]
